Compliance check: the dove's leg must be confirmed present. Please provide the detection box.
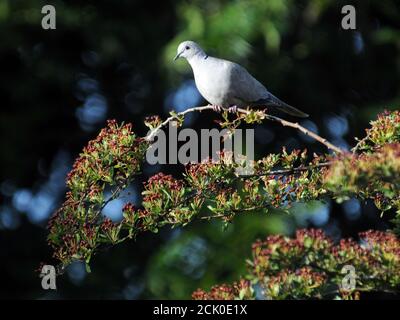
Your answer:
[228,105,238,113]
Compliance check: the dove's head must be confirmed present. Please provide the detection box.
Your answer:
[174,41,207,61]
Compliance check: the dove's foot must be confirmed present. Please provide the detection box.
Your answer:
[212,105,223,113]
[228,105,238,113]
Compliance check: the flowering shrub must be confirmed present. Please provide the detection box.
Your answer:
[192,279,254,300]
[353,110,400,152]
[47,120,148,270]
[325,143,400,230]
[46,110,400,298]
[193,229,400,300]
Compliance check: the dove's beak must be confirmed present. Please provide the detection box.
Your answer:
[173,51,182,61]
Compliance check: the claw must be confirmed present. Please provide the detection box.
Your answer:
[228,105,238,113]
[212,105,223,113]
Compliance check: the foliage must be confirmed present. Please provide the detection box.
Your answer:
[193,229,400,300]
[47,110,400,299]
[326,143,400,229]
[48,120,148,269]
[192,279,254,300]
[327,110,400,231]
[353,110,400,152]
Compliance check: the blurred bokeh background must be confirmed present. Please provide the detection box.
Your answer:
[0,0,399,299]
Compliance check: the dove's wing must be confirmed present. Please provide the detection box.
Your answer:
[227,62,309,117]
[227,62,270,104]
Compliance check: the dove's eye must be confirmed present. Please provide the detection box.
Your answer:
[185,46,190,50]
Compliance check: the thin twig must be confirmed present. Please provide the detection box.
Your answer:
[145,105,344,154]
[239,161,333,177]
[265,114,344,154]
[145,105,212,141]
[322,287,398,297]
[352,133,370,154]
[200,214,227,220]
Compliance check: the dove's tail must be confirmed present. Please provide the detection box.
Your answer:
[254,95,309,118]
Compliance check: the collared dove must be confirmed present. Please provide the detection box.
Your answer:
[174,40,308,117]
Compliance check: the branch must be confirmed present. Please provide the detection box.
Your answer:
[145,105,344,154]
[239,161,333,177]
[145,105,212,141]
[352,134,369,154]
[265,114,344,154]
